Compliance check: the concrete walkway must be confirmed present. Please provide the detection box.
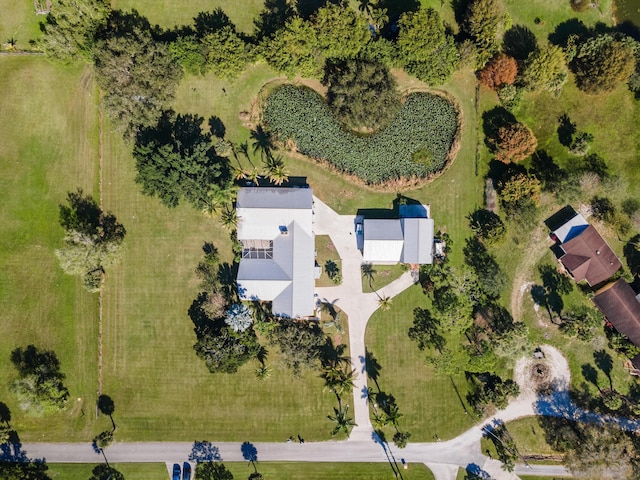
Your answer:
[313,196,417,441]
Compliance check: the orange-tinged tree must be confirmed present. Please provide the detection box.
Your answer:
[494,122,537,163]
[478,54,518,90]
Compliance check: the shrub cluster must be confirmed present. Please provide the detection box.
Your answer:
[263,85,458,184]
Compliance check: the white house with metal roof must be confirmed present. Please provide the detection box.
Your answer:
[236,187,316,318]
[362,204,434,265]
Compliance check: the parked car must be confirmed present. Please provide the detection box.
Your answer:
[182,462,192,480]
[172,463,181,480]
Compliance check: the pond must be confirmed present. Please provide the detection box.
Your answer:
[615,0,640,28]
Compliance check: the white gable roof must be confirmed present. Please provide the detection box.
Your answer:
[236,187,315,318]
[363,219,404,263]
[362,206,434,265]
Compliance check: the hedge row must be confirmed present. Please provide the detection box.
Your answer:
[263,84,458,184]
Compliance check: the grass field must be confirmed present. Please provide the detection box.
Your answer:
[315,235,341,287]
[47,462,435,480]
[0,0,42,50]
[0,57,106,440]
[365,286,479,441]
[111,0,265,33]
[100,115,338,441]
[362,264,408,293]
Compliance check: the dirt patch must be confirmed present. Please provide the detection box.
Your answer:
[510,225,549,323]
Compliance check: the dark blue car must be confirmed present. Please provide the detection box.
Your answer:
[172,463,181,480]
[182,462,192,480]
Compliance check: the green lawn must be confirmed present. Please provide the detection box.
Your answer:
[362,264,408,293]
[504,417,563,457]
[0,57,105,441]
[100,115,338,441]
[47,462,435,480]
[315,235,342,287]
[47,463,168,480]
[111,0,265,33]
[365,286,479,441]
[0,0,42,50]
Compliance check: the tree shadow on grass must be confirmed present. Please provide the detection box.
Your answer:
[548,18,589,47]
[0,402,10,427]
[481,107,516,151]
[623,234,640,277]
[361,348,382,390]
[594,350,613,390]
[557,113,576,147]
[296,0,340,19]
[194,8,234,36]
[97,394,116,431]
[253,0,295,40]
[503,25,538,61]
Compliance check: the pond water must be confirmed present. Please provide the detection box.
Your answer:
[616,0,640,27]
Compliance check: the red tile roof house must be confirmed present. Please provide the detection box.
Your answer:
[593,279,640,347]
[546,206,622,287]
[593,279,640,375]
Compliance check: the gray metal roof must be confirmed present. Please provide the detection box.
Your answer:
[363,219,404,241]
[401,217,434,264]
[237,187,312,210]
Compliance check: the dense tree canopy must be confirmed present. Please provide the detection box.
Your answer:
[94,10,183,137]
[323,58,401,131]
[133,111,232,211]
[463,0,505,65]
[521,45,568,93]
[56,189,126,292]
[260,16,321,78]
[397,8,459,85]
[312,3,369,60]
[562,423,636,479]
[572,34,637,94]
[268,319,326,374]
[38,0,110,63]
[9,345,69,415]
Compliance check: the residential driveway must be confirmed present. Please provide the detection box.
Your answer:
[313,196,416,441]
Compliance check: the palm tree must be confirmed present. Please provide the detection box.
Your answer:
[269,163,289,186]
[250,125,275,162]
[262,155,289,186]
[233,165,249,181]
[247,167,261,186]
[358,0,374,16]
[372,411,387,429]
[255,364,272,380]
[377,294,392,311]
[219,205,238,232]
[321,366,357,411]
[385,403,403,432]
[327,404,357,436]
[93,430,114,466]
[371,7,389,33]
[361,263,377,291]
